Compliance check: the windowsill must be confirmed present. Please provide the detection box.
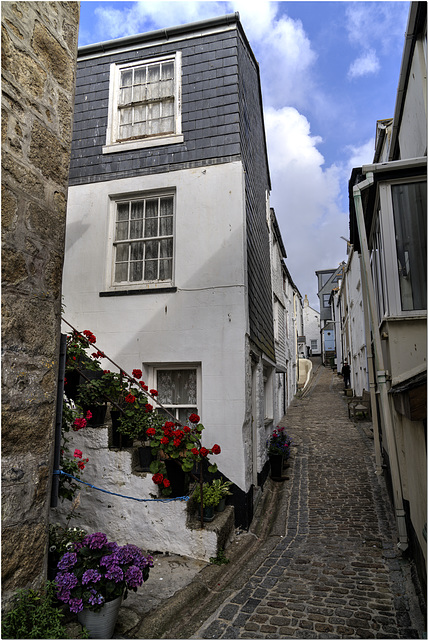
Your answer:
[102,134,184,154]
[100,286,177,297]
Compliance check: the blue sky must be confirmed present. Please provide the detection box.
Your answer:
[78,1,410,309]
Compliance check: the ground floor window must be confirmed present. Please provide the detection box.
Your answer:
[155,367,198,423]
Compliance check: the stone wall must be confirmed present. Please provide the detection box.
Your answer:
[1,1,79,604]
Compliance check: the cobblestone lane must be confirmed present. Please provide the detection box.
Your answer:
[196,365,424,639]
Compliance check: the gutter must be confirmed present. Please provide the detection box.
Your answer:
[352,176,408,551]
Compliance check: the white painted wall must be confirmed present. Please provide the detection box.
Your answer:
[303,296,321,355]
[62,162,253,492]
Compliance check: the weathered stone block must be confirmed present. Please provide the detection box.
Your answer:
[1,522,46,591]
[29,119,70,184]
[31,20,74,89]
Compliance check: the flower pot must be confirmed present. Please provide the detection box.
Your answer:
[203,505,215,522]
[77,595,122,639]
[215,497,227,512]
[84,404,107,427]
[164,459,187,498]
[64,369,80,400]
[138,445,153,471]
[111,411,133,447]
[269,453,283,480]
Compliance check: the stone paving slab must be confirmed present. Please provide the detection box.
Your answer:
[193,366,425,639]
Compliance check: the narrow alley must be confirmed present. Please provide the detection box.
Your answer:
[187,363,425,639]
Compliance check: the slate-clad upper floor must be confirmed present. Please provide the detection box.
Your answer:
[69,19,251,185]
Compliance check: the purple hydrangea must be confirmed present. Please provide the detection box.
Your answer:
[69,597,83,613]
[57,552,77,571]
[83,532,108,549]
[105,564,124,583]
[100,553,120,569]
[55,571,78,591]
[82,569,102,584]
[88,589,105,606]
[125,565,143,588]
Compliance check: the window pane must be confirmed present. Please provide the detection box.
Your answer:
[392,181,427,311]
[157,369,197,405]
[162,62,174,80]
[130,219,143,239]
[116,243,129,262]
[145,217,158,238]
[145,240,158,260]
[131,201,144,219]
[130,261,143,282]
[144,260,157,280]
[117,203,129,221]
[160,238,172,257]
[130,242,144,260]
[115,262,128,282]
[159,259,172,280]
[115,221,129,241]
[160,197,173,216]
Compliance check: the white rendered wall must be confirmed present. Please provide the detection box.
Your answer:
[303,300,321,354]
[62,162,251,492]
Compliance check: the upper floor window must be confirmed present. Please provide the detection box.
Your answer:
[103,53,183,153]
[113,194,174,285]
[323,294,331,308]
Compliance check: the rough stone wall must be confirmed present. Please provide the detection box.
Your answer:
[1,1,79,603]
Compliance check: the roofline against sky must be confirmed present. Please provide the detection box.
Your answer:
[78,12,240,56]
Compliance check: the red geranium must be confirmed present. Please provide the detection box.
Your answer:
[161,436,169,445]
[146,428,156,436]
[150,389,158,396]
[73,417,86,431]
[77,458,89,470]
[163,478,170,488]
[83,330,96,343]
[86,410,92,420]
[183,426,191,433]
[173,439,181,447]
[212,444,221,455]
[145,403,153,412]
[191,448,199,456]
[199,447,209,457]
[125,394,136,403]
[164,421,175,429]
[152,473,164,485]
[132,369,142,379]
[189,413,200,424]
[73,449,83,459]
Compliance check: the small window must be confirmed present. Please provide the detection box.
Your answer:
[311,339,317,350]
[156,368,198,424]
[104,53,183,153]
[113,194,174,285]
[323,294,331,308]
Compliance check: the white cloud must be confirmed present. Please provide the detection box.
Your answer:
[348,49,380,79]
[265,107,348,308]
[345,138,376,170]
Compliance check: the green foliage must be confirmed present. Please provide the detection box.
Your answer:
[209,548,230,565]
[49,524,87,559]
[193,481,223,507]
[1,581,70,639]
[211,478,233,498]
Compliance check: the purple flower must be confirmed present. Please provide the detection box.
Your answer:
[55,571,78,591]
[105,564,124,583]
[125,565,143,588]
[100,553,120,569]
[57,552,77,570]
[82,569,102,584]
[69,597,83,613]
[57,588,71,603]
[88,591,105,606]
[83,532,108,549]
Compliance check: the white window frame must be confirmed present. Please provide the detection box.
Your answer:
[147,364,201,423]
[107,189,175,291]
[372,177,426,320]
[103,52,183,154]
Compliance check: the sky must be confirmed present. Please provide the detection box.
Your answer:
[78,0,410,310]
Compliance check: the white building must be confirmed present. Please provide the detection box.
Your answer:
[302,295,321,356]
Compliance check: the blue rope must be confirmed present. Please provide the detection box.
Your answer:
[53,470,190,503]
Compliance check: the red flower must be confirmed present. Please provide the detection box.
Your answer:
[103,370,111,374]
[199,447,209,457]
[125,394,136,403]
[73,449,83,459]
[83,330,96,343]
[163,478,170,488]
[73,417,87,431]
[173,439,181,447]
[183,426,191,433]
[152,473,164,485]
[191,448,199,456]
[132,369,142,379]
[164,421,175,429]
[77,460,86,470]
[140,383,148,391]
[161,436,169,445]
[212,444,221,455]
[146,428,156,437]
[150,389,158,396]
[189,413,200,424]
[144,403,153,412]
[86,410,92,420]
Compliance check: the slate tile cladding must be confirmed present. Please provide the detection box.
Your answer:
[69,29,242,184]
[237,30,274,360]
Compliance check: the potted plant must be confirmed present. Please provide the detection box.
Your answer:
[64,330,103,401]
[54,531,153,639]
[266,427,292,480]
[75,374,110,427]
[193,481,222,521]
[212,478,233,512]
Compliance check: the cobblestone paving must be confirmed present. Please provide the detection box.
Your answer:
[196,366,423,639]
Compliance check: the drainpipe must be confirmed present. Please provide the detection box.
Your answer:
[359,254,383,476]
[353,176,408,550]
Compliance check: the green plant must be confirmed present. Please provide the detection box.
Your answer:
[193,481,222,507]
[209,548,230,565]
[1,581,70,639]
[49,524,87,559]
[267,426,292,457]
[211,478,233,498]
[65,330,103,373]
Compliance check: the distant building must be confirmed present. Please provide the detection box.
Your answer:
[302,295,320,356]
[315,265,345,365]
